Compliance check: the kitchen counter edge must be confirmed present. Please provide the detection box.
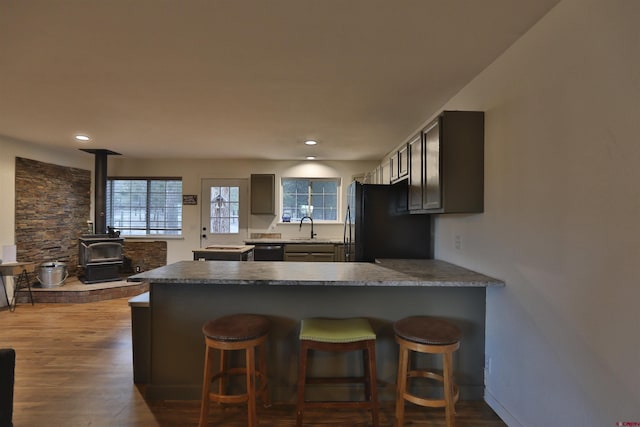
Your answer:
[128,259,504,288]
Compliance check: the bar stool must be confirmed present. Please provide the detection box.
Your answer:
[198,314,270,427]
[296,317,379,427]
[394,316,461,427]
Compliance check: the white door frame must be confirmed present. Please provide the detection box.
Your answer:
[200,178,249,246]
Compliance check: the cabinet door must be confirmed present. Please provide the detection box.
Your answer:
[423,120,441,210]
[389,154,398,182]
[284,253,309,262]
[250,174,275,214]
[380,162,390,185]
[398,144,409,178]
[408,134,423,211]
[310,252,335,262]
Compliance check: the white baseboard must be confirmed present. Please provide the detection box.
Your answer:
[485,389,524,427]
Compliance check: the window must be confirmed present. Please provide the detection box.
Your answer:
[281,178,339,222]
[208,185,239,234]
[106,178,182,236]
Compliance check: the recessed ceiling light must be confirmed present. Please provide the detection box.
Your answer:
[75,134,91,142]
[304,140,317,146]
[306,156,316,160]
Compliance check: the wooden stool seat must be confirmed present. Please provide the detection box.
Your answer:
[394,316,461,427]
[203,313,271,342]
[199,314,270,427]
[296,318,379,427]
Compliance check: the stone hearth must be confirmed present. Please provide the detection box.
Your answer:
[15,276,148,304]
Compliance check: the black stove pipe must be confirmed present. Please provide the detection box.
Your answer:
[80,149,121,235]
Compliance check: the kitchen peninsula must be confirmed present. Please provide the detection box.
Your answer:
[129,259,503,401]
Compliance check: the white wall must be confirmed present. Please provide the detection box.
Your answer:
[110,157,376,263]
[430,0,639,425]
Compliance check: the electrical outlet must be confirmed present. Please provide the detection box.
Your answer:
[454,235,462,250]
[135,266,141,273]
[485,356,492,374]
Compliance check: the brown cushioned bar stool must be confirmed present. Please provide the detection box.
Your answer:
[199,314,270,427]
[394,316,461,427]
[296,318,379,427]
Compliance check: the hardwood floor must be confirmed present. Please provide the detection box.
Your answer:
[1,298,506,426]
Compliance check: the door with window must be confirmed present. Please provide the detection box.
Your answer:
[200,179,248,246]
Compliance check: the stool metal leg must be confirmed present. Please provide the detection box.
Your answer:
[20,269,35,306]
[0,275,10,310]
[8,269,34,312]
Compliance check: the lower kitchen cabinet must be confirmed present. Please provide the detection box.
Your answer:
[284,244,336,262]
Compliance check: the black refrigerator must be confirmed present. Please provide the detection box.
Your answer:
[343,181,433,262]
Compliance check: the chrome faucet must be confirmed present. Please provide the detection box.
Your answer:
[299,216,316,239]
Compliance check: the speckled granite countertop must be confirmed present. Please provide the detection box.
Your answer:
[375,259,504,287]
[244,238,343,244]
[193,245,255,253]
[129,259,504,287]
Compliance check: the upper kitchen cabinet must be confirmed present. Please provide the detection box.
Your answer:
[389,143,409,183]
[367,162,389,185]
[410,111,484,214]
[380,159,391,184]
[250,174,275,214]
[407,133,423,211]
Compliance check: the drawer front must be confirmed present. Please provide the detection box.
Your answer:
[285,244,334,253]
[310,253,335,262]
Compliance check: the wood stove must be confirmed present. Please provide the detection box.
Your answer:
[79,235,124,283]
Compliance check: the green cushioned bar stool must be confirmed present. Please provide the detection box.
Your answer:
[198,314,270,427]
[296,317,379,427]
[394,316,461,427]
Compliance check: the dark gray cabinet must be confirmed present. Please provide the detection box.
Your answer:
[409,111,484,214]
[284,244,336,262]
[390,153,398,182]
[423,120,441,210]
[389,143,409,184]
[408,133,423,211]
[398,144,409,179]
[250,174,275,214]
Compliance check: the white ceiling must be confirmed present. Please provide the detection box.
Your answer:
[0,0,560,161]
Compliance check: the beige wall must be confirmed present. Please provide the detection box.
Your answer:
[428,0,639,425]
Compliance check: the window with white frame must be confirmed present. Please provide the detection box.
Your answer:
[281,178,339,222]
[106,178,182,236]
[208,185,239,234]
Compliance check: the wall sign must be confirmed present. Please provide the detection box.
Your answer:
[182,195,198,205]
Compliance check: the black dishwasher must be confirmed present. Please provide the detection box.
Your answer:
[252,244,284,261]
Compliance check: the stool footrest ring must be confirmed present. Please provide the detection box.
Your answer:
[207,368,268,405]
[401,369,460,408]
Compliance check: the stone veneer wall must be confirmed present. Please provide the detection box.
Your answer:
[15,157,91,277]
[122,241,167,274]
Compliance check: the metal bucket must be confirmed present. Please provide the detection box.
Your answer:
[37,261,68,288]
